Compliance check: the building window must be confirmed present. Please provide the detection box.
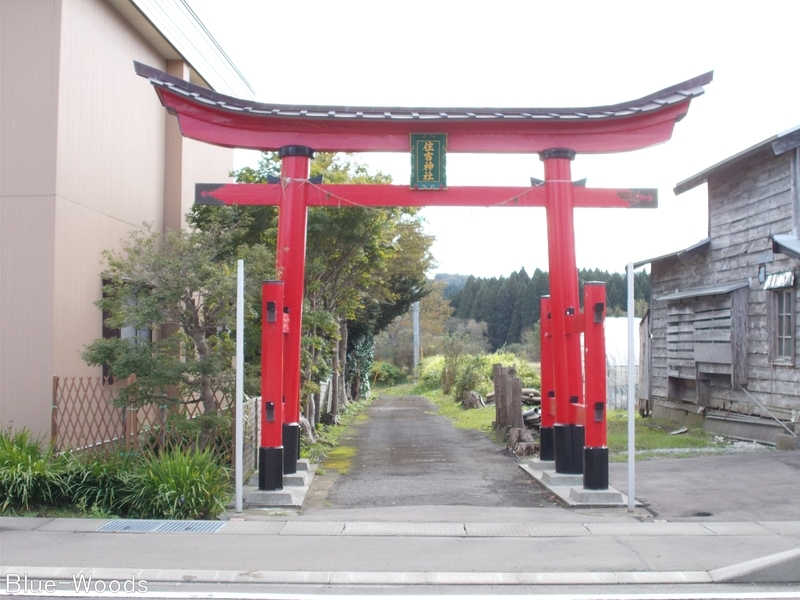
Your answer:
[101,279,151,381]
[772,288,794,363]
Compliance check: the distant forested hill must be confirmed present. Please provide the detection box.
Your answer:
[446,267,649,351]
[433,273,470,299]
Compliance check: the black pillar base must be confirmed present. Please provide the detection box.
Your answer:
[583,447,609,490]
[258,446,283,491]
[282,423,300,475]
[539,427,555,461]
[554,424,584,474]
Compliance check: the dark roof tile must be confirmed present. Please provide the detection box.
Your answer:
[134,61,712,124]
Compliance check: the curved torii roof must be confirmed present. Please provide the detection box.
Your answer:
[135,62,711,154]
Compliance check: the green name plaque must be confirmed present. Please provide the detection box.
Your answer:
[410,133,447,189]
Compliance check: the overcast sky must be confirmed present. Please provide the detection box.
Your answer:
[186,0,799,278]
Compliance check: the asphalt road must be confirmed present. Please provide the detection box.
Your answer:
[322,394,559,509]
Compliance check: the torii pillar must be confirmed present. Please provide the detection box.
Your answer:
[275,146,312,474]
[541,148,585,474]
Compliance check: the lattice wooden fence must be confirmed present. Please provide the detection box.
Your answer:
[52,376,259,474]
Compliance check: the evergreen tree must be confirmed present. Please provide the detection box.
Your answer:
[446,267,648,348]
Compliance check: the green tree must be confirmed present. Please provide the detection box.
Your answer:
[521,322,542,362]
[375,279,454,370]
[83,224,273,450]
[191,152,434,428]
[448,267,648,348]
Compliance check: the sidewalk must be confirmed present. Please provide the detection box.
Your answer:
[2,512,800,586]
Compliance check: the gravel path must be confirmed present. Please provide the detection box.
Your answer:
[323,395,558,509]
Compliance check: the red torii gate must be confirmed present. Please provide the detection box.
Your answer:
[136,62,711,491]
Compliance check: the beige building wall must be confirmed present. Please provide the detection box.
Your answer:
[181,138,232,226]
[163,60,233,231]
[1,0,63,435]
[1,0,234,438]
[52,0,167,383]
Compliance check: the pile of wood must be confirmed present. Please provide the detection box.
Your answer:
[486,388,541,405]
[491,364,542,454]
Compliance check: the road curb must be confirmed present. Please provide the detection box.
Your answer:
[709,547,800,583]
[0,566,714,587]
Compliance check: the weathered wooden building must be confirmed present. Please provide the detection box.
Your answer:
[637,126,800,445]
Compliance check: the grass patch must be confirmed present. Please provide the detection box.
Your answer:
[322,446,358,474]
[373,382,415,396]
[424,390,496,434]
[413,395,719,461]
[607,410,716,462]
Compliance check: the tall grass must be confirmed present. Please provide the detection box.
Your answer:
[124,447,231,519]
[0,428,62,511]
[59,451,135,515]
[0,427,231,519]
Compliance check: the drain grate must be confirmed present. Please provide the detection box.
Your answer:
[96,520,166,533]
[96,520,225,534]
[157,521,225,533]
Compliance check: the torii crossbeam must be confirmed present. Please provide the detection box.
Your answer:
[136,62,711,491]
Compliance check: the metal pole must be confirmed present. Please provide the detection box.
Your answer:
[412,301,420,370]
[235,259,244,513]
[627,262,635,512]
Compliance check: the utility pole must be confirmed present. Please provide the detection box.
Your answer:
[413,301,420,370]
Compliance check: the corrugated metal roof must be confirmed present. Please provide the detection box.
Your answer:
[657,281,748,302]
[674,124,800,196]
[134,62,711,124]
[633,238,710,268]
[763,270,794,290]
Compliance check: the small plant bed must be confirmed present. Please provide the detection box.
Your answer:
[0,427,231,520]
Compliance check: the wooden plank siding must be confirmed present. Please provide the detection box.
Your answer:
[648,144,800,426]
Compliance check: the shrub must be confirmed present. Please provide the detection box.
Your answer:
[370,360,406,386]
[0,428,63,512]
[489,351,541,389]
[412,351,541,402]
[453,354,492,402]
[124,447,230,519]
[58,450,135,516]
[414,355,445,392]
